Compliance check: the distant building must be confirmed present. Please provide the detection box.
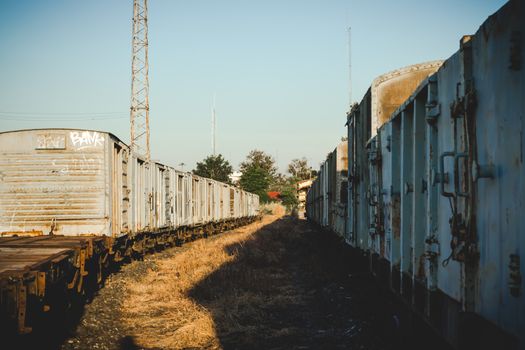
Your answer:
[296,179,314,210]
[229,171,242,185]
[267,191,281,201]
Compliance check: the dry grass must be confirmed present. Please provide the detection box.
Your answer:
[66,203,397,350]
[122,206,287,349]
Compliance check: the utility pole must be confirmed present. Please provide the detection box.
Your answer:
[130,0,150,161]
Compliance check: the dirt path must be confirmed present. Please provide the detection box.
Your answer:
[61,208,399,350]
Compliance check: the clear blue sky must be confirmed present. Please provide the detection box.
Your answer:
[0,0,507,172]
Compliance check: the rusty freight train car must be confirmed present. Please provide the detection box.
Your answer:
[307,1,524,349]
[0,128,259,334]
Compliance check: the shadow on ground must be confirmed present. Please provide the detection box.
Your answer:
[188,216,403,350]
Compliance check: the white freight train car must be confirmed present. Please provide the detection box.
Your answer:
[0,128,259,247]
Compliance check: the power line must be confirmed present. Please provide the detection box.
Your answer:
[0,112,128,121]
[0,111,127,116]
[0,115,128,121]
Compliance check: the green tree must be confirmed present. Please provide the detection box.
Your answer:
[240,150,277,178]
[239,167,270,202]
[287,157,313,180]
[192,154,233,183]
[239,150,278,202]
[269,173,288,192]
[280,182,299,209]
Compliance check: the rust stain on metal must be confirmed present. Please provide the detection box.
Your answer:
[391,196,400,239]
[0,229,43,236]
[417,254,426,279]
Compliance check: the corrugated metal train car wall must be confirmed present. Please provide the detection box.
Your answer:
[0,129,260,238]
[306,1,524,349]
[0,130,110,237]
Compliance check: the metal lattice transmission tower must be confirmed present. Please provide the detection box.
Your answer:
[130,0,150,161]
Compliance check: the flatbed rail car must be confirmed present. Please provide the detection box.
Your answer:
[0,236,106,334]
[0,128,259,334]
[307,1,524,349]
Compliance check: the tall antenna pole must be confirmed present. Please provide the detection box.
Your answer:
[130,0,150,161]
[212,94,216,155]
[347,26,352,109]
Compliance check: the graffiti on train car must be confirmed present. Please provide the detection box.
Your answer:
[36,134,66,150]
[69,131,105,149]
[51,155,103,176]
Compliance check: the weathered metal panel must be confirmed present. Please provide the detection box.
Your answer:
[412,95,427,282]
[183,172,192,226]
[370,61,443,136]
[110,141,131,237]
[389,118,402,268]
[0,129,109,236]
[222,184,230,220]
[469,1,525,341]
[346,111,354,243]
[320,162,328,227]
[191,175,202,224]
[130,155,149,232]
[433,50,463,302]
[333,141,348,237]
[400,107,414,277]
[379,124,392,261]
[367,136,381,254]
[150,162,168,229]
[204,179,210,223]
[234,188,241,218]
[357,94,371,251]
